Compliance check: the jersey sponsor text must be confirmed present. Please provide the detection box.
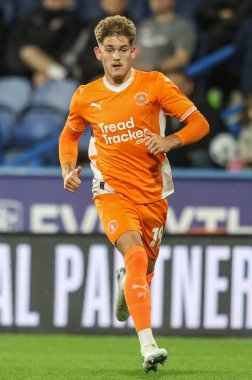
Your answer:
[98,117,148,145]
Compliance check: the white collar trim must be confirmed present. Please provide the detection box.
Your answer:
[103,68,135,92]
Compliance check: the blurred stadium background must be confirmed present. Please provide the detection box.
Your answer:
[0,0,251,379]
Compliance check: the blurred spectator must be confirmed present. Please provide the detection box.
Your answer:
[69,0,130,84]
[195,1,252,104]
[4,0,83,86]
[98,0,129,18]
[0,0,82,165]
[76,0,150,24]
[228,95,252,171]
[209,132,238,169]
[165,69,227,167]
[195,0,252,52]
[134,0,196,73]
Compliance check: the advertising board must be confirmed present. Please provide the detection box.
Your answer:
[0,234,251,336]
[0,171,251,234]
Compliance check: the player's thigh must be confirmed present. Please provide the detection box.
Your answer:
[140,198,168,259]
[94,193,142,245]
[116,230,143,255]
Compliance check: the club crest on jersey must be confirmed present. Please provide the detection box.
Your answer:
[108,219,118,234]
[134,92,148,106]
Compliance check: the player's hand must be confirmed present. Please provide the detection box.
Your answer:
[63,165,82,192]
[145,131,182,155]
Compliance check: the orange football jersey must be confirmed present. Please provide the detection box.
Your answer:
[59,69,197,203]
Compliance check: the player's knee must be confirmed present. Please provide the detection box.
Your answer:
[116,231,143,255]
[125,246,148,269]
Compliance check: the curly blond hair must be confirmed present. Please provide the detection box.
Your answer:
[94,15,136,45]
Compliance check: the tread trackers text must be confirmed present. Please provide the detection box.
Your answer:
[98,117,148,145]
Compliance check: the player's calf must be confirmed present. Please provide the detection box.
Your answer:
[114,267,130,322]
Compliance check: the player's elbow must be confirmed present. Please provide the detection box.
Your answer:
[201,115,210,137]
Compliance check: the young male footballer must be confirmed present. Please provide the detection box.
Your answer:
[59,15,209,373]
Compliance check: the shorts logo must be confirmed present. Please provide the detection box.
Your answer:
[134,92,148,106]
[108,219,118,234]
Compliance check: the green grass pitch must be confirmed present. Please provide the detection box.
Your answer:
[0,335,251,380]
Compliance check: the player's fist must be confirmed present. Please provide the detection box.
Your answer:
[145,131,182,155]
[145,131,169,155]
[63,165,82,192]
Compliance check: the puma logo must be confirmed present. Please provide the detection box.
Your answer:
[131,284,148,293]
[91,101,103,110]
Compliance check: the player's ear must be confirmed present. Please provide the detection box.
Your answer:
[94,47,102,61]
[131,45,136,60]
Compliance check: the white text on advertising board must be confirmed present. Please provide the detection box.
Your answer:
[0,243,251,330]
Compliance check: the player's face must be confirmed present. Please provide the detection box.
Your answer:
[94,35,136,85]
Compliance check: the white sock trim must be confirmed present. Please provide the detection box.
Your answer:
[137,328,157,352]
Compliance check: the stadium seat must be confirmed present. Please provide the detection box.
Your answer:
[221,103,244,138]
[32,79,79,113]
[0,0,34,25]
[0,105,16,146]
[0,76,32,114]
[3,146,43,166]
[13,106,65,146]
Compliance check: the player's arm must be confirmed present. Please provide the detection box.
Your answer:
[59,124,84,192]
[146,74,209,155]
[59,88,87,192]
[146,73,209,155]
[174,109,209,145]
[145,110,209,155]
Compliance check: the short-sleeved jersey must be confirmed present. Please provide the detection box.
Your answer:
[65,69,196,204]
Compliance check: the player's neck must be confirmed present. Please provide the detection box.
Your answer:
[104,67,133,87]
